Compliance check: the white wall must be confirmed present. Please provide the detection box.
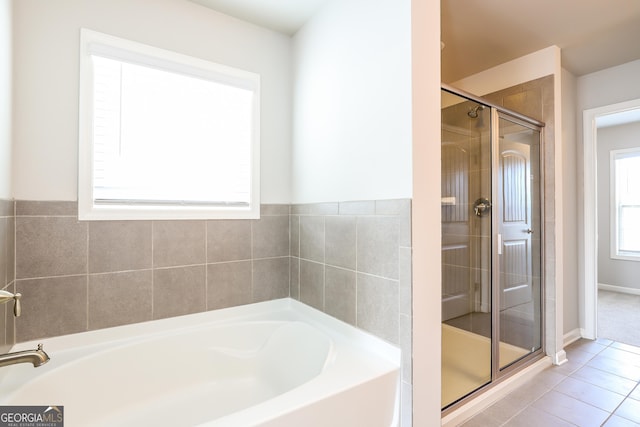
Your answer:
[597,122,640,291]
[12,0,291,203]
[0,0,11,199]
[576,59,640,331]
[290,0,412,203]
[562,68,579,336]
[577,59,640,111]
[452,46,560,97]
[411,1,442,424]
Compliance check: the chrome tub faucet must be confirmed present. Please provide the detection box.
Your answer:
[0,290,50,368]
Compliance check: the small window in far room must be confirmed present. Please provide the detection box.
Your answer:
[78,29,260,220]
[611,148,640,260]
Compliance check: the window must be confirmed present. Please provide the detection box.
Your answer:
[611,148,640,260]
[78,29,260,220]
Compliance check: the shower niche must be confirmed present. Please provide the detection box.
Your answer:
[441,86,544,410]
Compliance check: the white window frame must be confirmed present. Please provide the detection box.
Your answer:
[610,147,640,261]
[78,28,260,220]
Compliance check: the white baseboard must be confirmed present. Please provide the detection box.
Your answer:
[598,283,640,296]
[563,328,582,347]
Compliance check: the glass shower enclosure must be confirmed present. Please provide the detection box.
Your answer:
[441,85,544,410]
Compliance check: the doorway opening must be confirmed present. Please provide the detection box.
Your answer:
[582,99,640,347]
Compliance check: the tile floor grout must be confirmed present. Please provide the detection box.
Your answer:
[462,337,640,426]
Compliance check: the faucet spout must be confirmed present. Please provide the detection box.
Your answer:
[0,344,50,368]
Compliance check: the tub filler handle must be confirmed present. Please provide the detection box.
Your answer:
[0,290,21,317]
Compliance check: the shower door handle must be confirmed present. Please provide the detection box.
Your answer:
[497,233,502,255]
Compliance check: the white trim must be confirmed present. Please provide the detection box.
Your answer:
[582,98,640,341]
[598,283,640,296]
[78,28,261,220]
[563,328,582,347]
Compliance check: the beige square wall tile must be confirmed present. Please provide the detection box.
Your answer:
[88,270,152,330]
[153,265,206,319]
[324,266,356,326]
[16,217,87,279]
[207,261,252,310]
[357,216,399,280]
[325,216,356,270]
[89,221,151,273]
[253,257,289,302]
[253,215,289,259]
[153,221,205,268]
[207,220,251,263]
[16,275,88,342]
[299,260,324,311]
[357,273,399,344]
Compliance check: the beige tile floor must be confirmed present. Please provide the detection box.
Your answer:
[461,338,640,426]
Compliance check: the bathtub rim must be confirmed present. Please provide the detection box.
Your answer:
[3,298,401,426]
[9,298,400,367]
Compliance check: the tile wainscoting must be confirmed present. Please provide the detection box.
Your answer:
[0,199,15,353]
[3,198,413,426]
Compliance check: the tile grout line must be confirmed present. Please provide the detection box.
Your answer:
[603,374,640,425]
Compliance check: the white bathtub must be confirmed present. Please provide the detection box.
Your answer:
[0,298,400,427]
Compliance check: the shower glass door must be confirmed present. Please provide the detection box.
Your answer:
[495,114,542,370]
[441,87,544,410]
[441,90,492,408]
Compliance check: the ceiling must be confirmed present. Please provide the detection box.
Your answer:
[188,0,328,35]
[189,0,640,95]
[441,0,640,83]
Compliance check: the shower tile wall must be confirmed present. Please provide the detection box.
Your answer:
[290,199,413,424]
[13,201,290,342]
[0,199,15,353]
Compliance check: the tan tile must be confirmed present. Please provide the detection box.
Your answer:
[554,376,626,412]
[153,266,205,319]
[504,405,574,427]
[300,216,324,262]
[324,266,356,325]
[299,260,323,311]
[357,216,399,279]
[588,354,640,381]
[252,215,288,259]
[16,200,77,216]
[603,414,640,426]
[572,366,638,395]
[357,273,399,344]
[153,220,205,268]
[89,221,151,273]
[252,257,289,302]
[16,216,87,279]
[207,261,251,310]
[614,398,640,424]
[16,276,87,342]
[531,390,609,426]
[88,270,152,329]
[206,220,251,262]
[289,256,299,300]
[325,216,356,270]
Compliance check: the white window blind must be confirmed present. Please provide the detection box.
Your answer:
[612,149,640,258]
[79,29,260,220]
